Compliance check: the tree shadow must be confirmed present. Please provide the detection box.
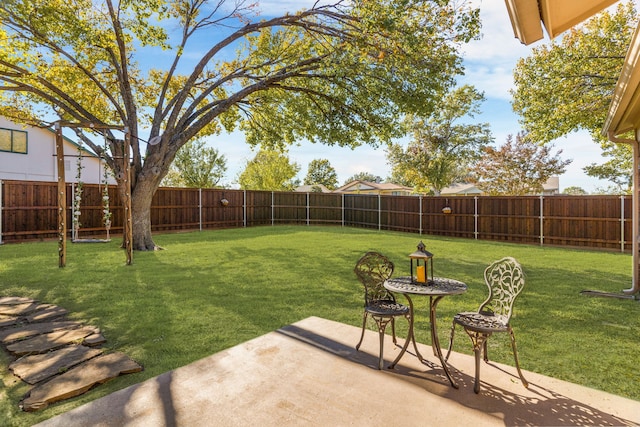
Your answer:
[278,323,638,427]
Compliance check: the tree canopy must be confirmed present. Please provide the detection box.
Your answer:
[472,132,572,196]
[583,142,633,193]
[162,139,227,188]
[562,186,588,195]
[238,149,300,191]
[386,85,492,194]
[344,172,383,185]
[0,0,481,249]
[304,159,338,190]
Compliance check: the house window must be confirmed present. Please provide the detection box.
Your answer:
[0,128,28,154]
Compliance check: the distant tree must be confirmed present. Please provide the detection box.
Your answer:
[562,186,588,195]
[592,185,628,195]
[512,2,636,188]
[304,159,338,190]
[472,132,572,195]
[583,143,633,192]
[387,168,414,188]
[344,172,383,184]
[387,85,492,194]
[161,169,183,188]
[238,150,300,191]
[162,139,227,188]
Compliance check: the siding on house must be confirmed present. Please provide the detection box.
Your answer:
[0,117,114,185]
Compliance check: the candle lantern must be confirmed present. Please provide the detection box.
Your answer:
[442,198,452,214]
[409,241,433,284]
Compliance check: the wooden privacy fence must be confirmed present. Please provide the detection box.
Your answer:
[0,179,632,252]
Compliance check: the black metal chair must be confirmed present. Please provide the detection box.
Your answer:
[446,257,529,393]
[354,251,410,370]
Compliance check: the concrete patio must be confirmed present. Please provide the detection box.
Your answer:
[36,316,640,426]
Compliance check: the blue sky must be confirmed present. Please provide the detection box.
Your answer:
[203,1,613,191]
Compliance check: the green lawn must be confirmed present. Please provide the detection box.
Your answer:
[0,225,638,426]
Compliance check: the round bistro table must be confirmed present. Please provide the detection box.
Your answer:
[384,276,467,388]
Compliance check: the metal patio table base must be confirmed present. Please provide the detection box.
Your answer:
[384,276,467,388]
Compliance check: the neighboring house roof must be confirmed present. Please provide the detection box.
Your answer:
[440,183,483,196]
[334,180,414,195]
[294,184,331,193]
[440,177,560,196]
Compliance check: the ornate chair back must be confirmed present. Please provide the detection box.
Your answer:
[478,257,526,325]
[354,252,395,305]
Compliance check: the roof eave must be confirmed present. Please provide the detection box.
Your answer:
[603,23,640,139]
[539,0,619,39]
[504,0,544,45]
[505,0,619,46]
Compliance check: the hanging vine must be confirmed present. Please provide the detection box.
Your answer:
[102,157,112,239]
[73,146,84,236]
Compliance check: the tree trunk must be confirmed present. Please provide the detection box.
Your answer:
[128,174,161,251]
[131,177,160,251]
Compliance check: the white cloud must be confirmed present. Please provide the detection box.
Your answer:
[459,64,516,101]
[458,1,538,101]
[462,1,536,62]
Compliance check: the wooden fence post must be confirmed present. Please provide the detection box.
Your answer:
[474,196,479,240]
[378,194,381,231]
[0,180,3,245]
[198,188,202,231]
[620,195,626,253]
[539,195,544,246]
[419,195,423,235]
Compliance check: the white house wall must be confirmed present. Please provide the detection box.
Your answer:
[0,117,115,185]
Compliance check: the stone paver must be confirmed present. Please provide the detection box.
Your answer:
[0,320,82,344]
[0,296,143,412]
[0,301,42,316]
[0,315,23,328]
[6,326,100,356]
[25,305,69,323]
[22,352,143,412]
[83,332,107,346]
[10,345,104,384]
[0,297,36,305]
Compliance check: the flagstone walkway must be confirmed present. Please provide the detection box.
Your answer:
[0,296,142,412]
